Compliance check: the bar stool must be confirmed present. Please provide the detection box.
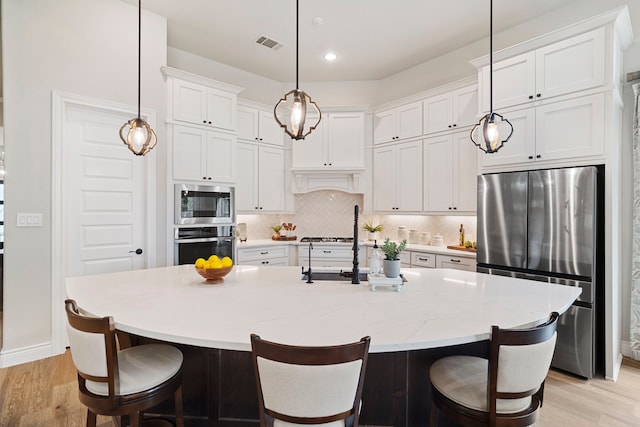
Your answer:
[64,299,185,427]
[429,312,559,427]
[250,334,371,426]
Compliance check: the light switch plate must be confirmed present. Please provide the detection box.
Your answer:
[17,212,43,227]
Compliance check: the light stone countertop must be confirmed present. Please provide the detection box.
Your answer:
[65,265,578,353]
[237,239,476,258]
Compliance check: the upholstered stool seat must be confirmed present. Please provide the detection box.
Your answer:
[429,312,559,427]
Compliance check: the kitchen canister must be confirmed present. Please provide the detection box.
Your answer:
[409,228,420,244]
[420,231,432,245]
[398,226,409,242]
[432,233,444,246]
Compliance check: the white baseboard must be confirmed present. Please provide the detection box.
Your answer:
[0,342,63,368]
[621,339,632,358]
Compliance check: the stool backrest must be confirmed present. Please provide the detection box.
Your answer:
[250,334,370,427]
[65,299,119,406]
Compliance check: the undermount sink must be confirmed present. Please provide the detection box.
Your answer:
[301,271,369,282]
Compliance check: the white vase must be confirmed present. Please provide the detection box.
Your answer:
[383,259,401,278]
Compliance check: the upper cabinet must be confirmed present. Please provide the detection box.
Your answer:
[479,27,605,112]
[235,142,286,213]
[423,85,478,135]
[372,140,423,213]
[237,104,284,146]
[373,101,422,144]
[163,66,243,132]
[292,112,365,169]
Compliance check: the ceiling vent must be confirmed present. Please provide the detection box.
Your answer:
[255,35,284,50]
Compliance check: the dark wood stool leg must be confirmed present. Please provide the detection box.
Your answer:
[175,385,185,427]
[86,409,97,427]
[430,400,439,427]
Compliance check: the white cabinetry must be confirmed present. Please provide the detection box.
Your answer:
[372,140,423,212]
[237,104,283,146]
[298,245,359,268]
[172,125,236,183]
[292,112,365,169]
[374,101,422,144]
[235,142,285,212]
[411,251,436,268]
[423,131,477,212]
[423,85,478,135]
[172,79,238,131]
[479,27,605,112]
[436,254,476,271]
[480,93,604,169]
[237,245,289,266]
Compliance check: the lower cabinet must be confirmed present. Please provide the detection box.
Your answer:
[237,245,289,266]
[298,245,360,268]
[411,252,436,268]
[235,142,286,212]
[436,254,476,271]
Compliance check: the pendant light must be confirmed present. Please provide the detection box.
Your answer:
[274,0,321,140]
[119,0,157,156]
[471,0,513,154]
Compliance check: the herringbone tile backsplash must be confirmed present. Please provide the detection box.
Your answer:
[237,190,477,245]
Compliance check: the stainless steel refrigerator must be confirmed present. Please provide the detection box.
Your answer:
[477,166,604,378]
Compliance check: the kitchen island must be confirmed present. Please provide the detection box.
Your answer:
[66,265,580,426]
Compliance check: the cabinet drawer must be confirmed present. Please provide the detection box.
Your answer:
[242,258,288,267]
[411,252,436,268]
[436,254,476,271]
[399,251,411,267]
[237,246,288,262]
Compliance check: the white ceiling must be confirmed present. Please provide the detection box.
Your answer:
[128,0,630,82]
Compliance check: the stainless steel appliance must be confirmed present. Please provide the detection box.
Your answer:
[175,184,235,225]
[174,225,235,265]
[477,166,604,378]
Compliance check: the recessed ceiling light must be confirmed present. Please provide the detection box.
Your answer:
[324,52,337,62]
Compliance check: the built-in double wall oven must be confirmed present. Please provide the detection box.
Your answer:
[174,184,236,265]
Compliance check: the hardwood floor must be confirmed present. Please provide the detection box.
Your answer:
[0,350,639,426]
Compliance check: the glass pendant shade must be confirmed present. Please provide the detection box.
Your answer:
[120,117,157,156]
[120,0,156,156]
[274,89,321,140]
[471,112,513,153]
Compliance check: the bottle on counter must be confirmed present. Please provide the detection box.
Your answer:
[369,240,383,275]
[459,224,465,246]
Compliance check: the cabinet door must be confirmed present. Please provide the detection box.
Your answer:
[237,106,259,141]
[436,255,476,271]
[258,147,285,212]
[535,93,604,162]
[452,85,478,128]
[173,80,207,126]
[258,110,284,146]
[453,131,478,212]
[396,141,423,212]
[327,112,365,168]
[479,107,536,169]
[482,51,536,112]
[372,146,396,211]
[206,131,236,183]
[535,27,605,100]
[423,135,453,212]
[235,142,259,212]
[423,94,453,135]
[291,118,326,168]
[206,88,236,131]
[373,110,396,144]
[173,126,207,181]
[397,101,423,140]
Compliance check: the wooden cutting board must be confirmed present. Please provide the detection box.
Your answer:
[446,245,477,253]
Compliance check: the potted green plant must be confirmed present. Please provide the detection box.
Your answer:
[271,224,283,240]
[380,238,407,278]
[363,221,384,241]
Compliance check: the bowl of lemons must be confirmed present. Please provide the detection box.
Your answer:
[194,255,234,284]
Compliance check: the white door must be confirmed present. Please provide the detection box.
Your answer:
[64,105,149,277]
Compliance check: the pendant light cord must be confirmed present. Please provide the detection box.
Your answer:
[295,0,299,90]
[137,0,142,119]
[489,0,493,115]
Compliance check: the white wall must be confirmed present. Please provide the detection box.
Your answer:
[1,0,167,363]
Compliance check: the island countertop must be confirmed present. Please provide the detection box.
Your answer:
[65,265,580,353]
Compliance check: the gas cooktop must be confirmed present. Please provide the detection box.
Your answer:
[300,237,354,243]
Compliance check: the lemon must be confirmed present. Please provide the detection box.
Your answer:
[208,255,220,262]
[209,259,223,269]
[195,258,206,268]
[221,256,233,267]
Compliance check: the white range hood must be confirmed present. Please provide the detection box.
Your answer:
[290,167,365,194]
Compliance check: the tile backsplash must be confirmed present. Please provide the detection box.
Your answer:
[237,190,477,245]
